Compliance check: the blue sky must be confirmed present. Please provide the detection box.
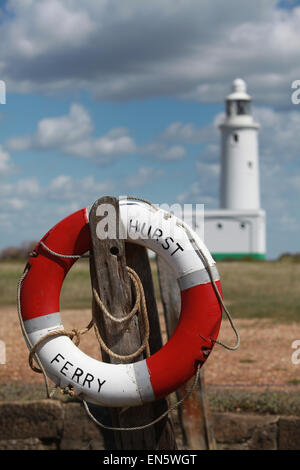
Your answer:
[1,0,300,259]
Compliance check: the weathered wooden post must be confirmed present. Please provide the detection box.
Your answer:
[156,255,216,450]
[88,196,177,450]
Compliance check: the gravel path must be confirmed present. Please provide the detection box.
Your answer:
[0,306,299,391]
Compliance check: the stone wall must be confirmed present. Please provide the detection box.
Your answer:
[0,400,299,450]
[212,412,300,450]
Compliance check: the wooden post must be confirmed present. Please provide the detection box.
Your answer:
[88,196,177,450]
[156,255,216,450]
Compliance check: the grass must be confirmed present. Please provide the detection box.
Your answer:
[1,381,299,416]
[0,259,92,310]
[0,261,25,306]
[217,261,300,323]
[208,388,300,416]
[1,258,299,323]
[0,382,72,403]
[287,379,300,386]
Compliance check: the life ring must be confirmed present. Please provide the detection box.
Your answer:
[20,198,222,407]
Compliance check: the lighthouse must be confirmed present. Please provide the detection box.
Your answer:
[220,78,260,210]
[188,78,266,260]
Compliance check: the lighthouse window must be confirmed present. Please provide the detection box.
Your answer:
[237,100,251,115]
[240,223,246,229]
[217,223,223,229]
[226,101,236,116]
[233,133,239,143]
[248,161,253,168]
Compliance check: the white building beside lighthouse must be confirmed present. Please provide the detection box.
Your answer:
[189,78,266,260]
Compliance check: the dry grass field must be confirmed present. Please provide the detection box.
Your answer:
[0,257,299,410]
[1,257,300,321]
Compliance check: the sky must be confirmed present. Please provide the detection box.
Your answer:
[0,0,300,259]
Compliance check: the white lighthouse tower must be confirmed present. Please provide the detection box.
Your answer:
[220,78,260,210]
[200,78,266,260]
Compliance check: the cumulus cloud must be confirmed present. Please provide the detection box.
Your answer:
[177,160,220,206]
[177,182,218,206]
[142,141,187,161]
[159,119,220,144]
[254,106,300,163]
[6,103,190,162]
[0,173,113,212]
[6,103,137,161]
[0,171,113,247]
[47,174,113,201]
[0,145,15,175]
[0,1,299,105]
[125,166,163,188]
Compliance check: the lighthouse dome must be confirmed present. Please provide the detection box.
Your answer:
[232,78,246,93]
[226,78,251,101]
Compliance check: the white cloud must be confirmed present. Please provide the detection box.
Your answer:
[7,198,27,210]
[142,140,187,161]
[254,106,300,163]
[0,145,15,175]
[159,120,218,144]
[157,116,223,164]
[47,174,113,201]
[65,128,137,159]
[279,215,299,232]
[7,103,92,151]
[15,177,41,196]
[177,159,220,205]
[125,166,163,188]
[7,103,190,162]
[0,173,113,212]
[0,171,116,251]
[6,103,137,160]
[177,182,218,206]
[1,1,299,105]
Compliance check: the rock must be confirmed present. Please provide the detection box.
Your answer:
[60,438,105,450]
[60,402,105,450]
[216,442,249,450]
[213,412,278,445]
[248,423,277,450]
[278,416,300,450]
[0,400,63,440]
[0,437,57,450]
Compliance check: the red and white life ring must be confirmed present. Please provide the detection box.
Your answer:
[20,198,222,407]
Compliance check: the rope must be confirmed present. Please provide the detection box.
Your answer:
[28,320,94,373]
[39,240,90,259]
[198,256,240,351]
[92,266,150,360]
[82,363,201,432]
